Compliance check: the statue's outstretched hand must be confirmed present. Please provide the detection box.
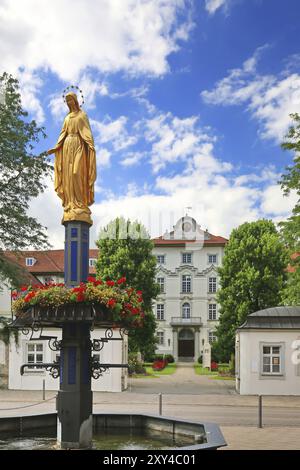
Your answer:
[47,149,56,155]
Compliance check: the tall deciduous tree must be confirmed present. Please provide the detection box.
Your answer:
[96,217,159,357]
[0,73,51,287]
[278,113,300,304]
[215,220,288,361]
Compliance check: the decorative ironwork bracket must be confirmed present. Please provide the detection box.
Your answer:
[91,361,129,380]
[20,362,60,379]
[21,322,43,340]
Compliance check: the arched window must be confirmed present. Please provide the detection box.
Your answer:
[178,329,194,340]
[182,302,191,319]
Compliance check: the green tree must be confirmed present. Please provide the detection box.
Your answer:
[278,113,300,304]
[0,73,51,288]
[96,217,159,357]
[215,220,288,362]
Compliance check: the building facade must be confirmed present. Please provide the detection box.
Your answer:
[152,216,227,362]
[236,307,300,395]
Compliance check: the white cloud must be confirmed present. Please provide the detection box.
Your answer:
[201,48,300,142]
[96,148,111,168]
[205,0,229,15]
[91,116,137,152]
[260,185,298,217]
[17,68,45,123]
[121,152,144,167]
[28,175,64,249]
[144,113,216,172]
[0,0,193,81]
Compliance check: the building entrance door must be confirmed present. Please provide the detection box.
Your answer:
[178,329,194,360]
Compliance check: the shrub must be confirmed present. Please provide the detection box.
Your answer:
[197,355,203,364]
[152,359,168,371]
[211,361,218,371]
[164,354,174,363]
[128,352,146,375]
[229,353,235,375]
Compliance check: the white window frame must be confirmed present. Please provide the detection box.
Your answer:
[182,302,191,319]
[156,304,165,321]
[208,303,217,321]
[25,342,44,372]
[157,331,164,346]
[157,277,165,294]
[25,257,36,267]
[157,255,165,265]
[208,277,217,293]
[260,343,284,376]
[182,252,192,264]
[208,331,217,344]
[208,254,218,265]
[182,274,192,293]
[89,258,97,267]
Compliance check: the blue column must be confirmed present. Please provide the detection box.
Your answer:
[64,221,90,287]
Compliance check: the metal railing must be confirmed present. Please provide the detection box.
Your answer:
[170,317,202,325]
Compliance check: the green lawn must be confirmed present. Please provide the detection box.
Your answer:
[132,363,177,378]
[194,364,217,375]
[194,363,235,380]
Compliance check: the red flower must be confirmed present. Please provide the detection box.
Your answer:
[137,290,142,295]
[87,276,96,283]
[107,298,116,308]
[117,277,126,285]
[106,280,115,287]
[72,286,86,294]
[95,280,103,286]
[20,286,28,292]
[76,292,85,302]
[137,298,143,303]
[24,292,35,303]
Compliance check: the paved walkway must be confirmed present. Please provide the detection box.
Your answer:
[128,362,236,394]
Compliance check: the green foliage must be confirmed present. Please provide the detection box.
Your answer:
[215,220,288,361]
[0,316,19,346]
[278,113,300,304]
[96,217,159,356]
[128,352,146,375]
[144,353,175,363]
[0,73,51,288]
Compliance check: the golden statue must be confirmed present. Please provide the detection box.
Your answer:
[48,92,96,225]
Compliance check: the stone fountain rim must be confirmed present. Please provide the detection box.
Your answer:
[0,411,227,450]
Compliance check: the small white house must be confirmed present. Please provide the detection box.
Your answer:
[236,306,300,395]
[9,327,128,392]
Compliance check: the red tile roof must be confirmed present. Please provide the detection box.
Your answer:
[4,249,99,275]
[152,233,228,246]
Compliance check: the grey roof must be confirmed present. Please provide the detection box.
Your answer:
[238,306,300,330]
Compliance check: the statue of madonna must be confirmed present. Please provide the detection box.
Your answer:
[48,92,96,225]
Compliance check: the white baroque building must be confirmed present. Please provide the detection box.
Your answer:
[152,216,227,362]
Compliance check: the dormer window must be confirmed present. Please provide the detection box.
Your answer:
[25,258,36,267]
[89,258,97,267]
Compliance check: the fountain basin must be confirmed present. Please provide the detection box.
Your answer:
[0,412,226,450]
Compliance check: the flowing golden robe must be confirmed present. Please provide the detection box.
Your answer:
[50,110,96,225]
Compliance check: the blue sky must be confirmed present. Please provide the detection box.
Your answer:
[1,0,299,247]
